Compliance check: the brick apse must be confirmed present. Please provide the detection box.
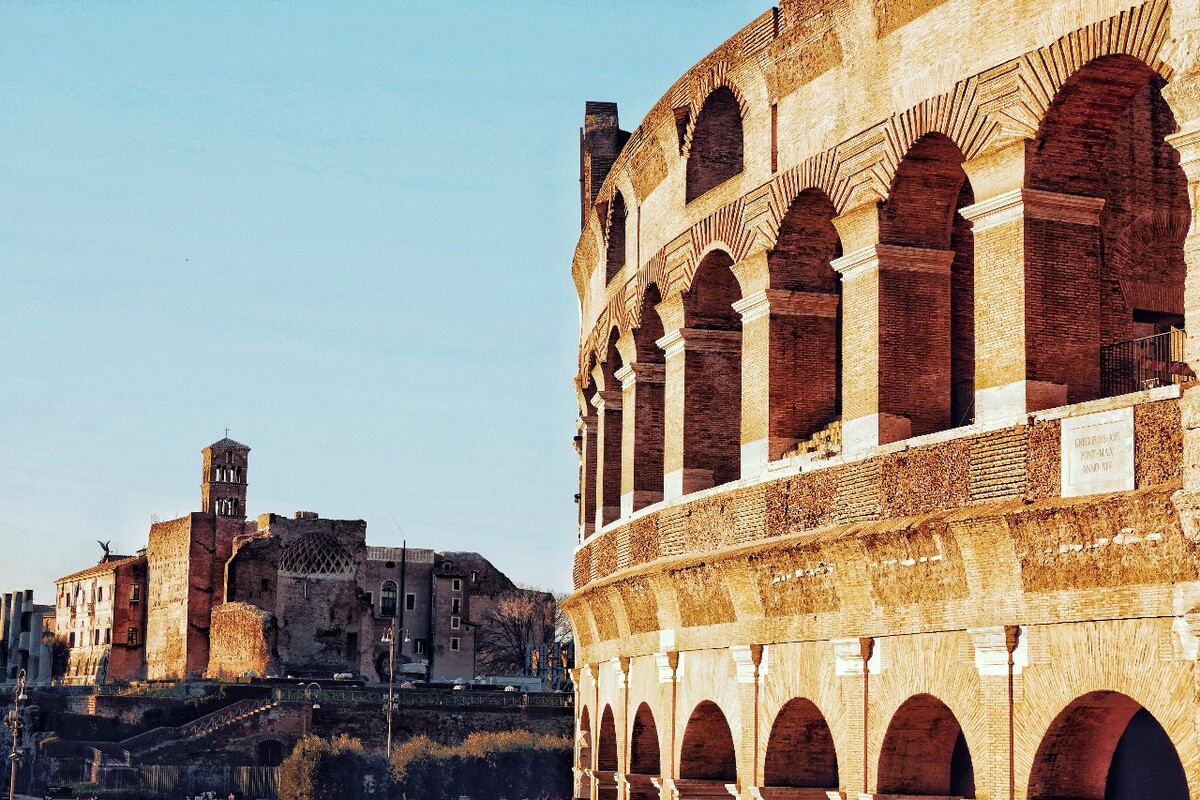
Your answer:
[562,1,1200,799]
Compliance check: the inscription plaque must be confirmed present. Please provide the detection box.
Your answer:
[1060,407,1134,497]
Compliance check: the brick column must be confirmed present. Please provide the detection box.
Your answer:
[657,323,743,500]
[617,361,666,515]
[580,415,598,540]
[830,235,954,454]
[592,387,623,529]
[730,644,765,800]
[968,626,1023,800]
[733,289,840,473]
[960,144,1105,427]
[832,637,873,795]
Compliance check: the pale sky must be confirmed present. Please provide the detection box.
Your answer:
[0,1,768,600]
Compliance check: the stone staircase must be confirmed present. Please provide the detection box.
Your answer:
[117,697,278,759]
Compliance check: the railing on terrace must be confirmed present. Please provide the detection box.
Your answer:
[1100,328,1194,397]
[273,687,571,708]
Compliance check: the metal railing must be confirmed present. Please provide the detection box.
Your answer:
[274,686,572,708]
[1100,329,1194,397]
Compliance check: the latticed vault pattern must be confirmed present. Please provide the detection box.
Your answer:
[278,534,355,577]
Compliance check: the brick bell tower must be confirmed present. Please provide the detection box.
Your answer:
[201,435,250,519]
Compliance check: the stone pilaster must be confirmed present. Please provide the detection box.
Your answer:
[961,142,1105,427]
[830,236,955,454]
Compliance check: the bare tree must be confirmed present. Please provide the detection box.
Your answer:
[473,589,557,677]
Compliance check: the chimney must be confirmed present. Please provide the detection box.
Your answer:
[580,102,630,229]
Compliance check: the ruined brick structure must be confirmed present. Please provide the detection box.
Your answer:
[564,1,1200,798]
[0,590,52,685]
[53,437,540,686]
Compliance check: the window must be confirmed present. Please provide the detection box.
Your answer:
[127,627,138,646]
[68,632,76,648]
[261,577,270,592]
[471,571,478,583]
[405,593,416,611]
[413,638,426,655]
[452,579,462,592]
[346,632,359,656]
[450,637,460,652]
[451,598,461,614]
[97,587,103,602]
[104,627,111,645]
[450,616,460,630]
[381,581,398,618]
[93,629,101,645]
[130,584,141,604]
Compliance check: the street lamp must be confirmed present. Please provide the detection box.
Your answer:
[299,682,321,737]
[8,668,28,800]
[380,627,409,757]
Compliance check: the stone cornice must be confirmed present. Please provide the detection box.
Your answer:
[831,244,954,281]
[732,289,839,323]
[960,188,1105,232]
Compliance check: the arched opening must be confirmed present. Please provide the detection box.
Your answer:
[1028,690,1187,800]
[595,706,619,800]
[595,331,624,527]
[628,702,662,800]
[767,189,843,457]
[257,740,283,767]
[628,285,666,512]
[606,193,627,284]
[687,87,744,203]
[878,133,975,435]
[877,693,974,797]
[1026,55,1189,404]
[680,251,742,492]
[679,700,737,794]
[577,706,593,800]
[763,698,839,792]
[579,376,599,539]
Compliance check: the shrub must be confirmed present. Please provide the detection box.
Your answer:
[389,730,571,800]
[278,734,391,800]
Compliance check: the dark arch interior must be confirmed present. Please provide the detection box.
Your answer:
[687,87,744,203]
[877,694,974,797]
[679,701,737,782]
[630,703,661,775]
[597,706,618,772]
[1029,691,1187,800]
[763,698,839,789]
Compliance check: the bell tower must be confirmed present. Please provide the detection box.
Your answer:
[201,435,250,518]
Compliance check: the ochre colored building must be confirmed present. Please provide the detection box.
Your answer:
[563,1,1200,798]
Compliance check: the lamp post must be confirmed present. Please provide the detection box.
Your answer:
[7,668,27,800]
[299,682,321,737]
[381,627,408,757]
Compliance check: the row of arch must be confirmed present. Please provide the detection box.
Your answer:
[580,53,1189,532]
[578,690,1187,799]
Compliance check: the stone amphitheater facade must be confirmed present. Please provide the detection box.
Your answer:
[563,1,1200,798]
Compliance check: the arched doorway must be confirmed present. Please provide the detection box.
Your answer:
[679,250,743,493]
[877,693,974,797]
[577,706,593,800]
[678,700,737,798]
[1028,690,1187,800]
[1025,55,1189,404]
[766,189,842,458]
[628,284,666,512]
[877,132,975,435]
[687,87,744,202]
[596,706,619,800]
[763,698,838,793]
[627,703,661,800]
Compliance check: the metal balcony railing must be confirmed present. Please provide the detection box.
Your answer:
[1100,329,1194,397]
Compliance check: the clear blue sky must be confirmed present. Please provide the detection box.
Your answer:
[0,1,768,600]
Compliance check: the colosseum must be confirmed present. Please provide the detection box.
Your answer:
[563,1,1200,798]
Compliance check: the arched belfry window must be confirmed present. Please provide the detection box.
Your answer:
[381,580,397,617]
[686,87,744,203]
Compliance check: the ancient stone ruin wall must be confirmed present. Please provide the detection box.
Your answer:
[206,602,278,680]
